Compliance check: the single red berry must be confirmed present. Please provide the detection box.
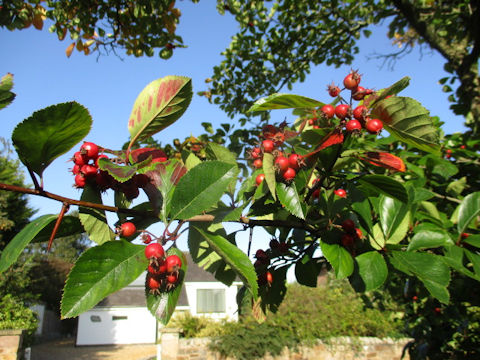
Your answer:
[146,273,162,291]
[80,142,99,160]
[166,273,179,285]
[341,233,355,247]
[434,307,442,314]
[142,234,152,244]
[335,104,350,120]
[365,118,383,134]
[81,164,98,178]
[328,83,341,97]
[341,219,356,234]
[460,145,466,149]
[120,222,137,237]
[73,151,88,166]
[262,139,275,153]
[255,249,268,260]
[250,147,261,159]
[253,158,263,169]
[461,233,470,240]
[273,132,285,146]
[282,167,296,181]
[308,119,316,126]
[265,271,273,285]
[445,149,452,154]
[74,174,86,188]
[353,105,368,121]
[352,86,366,100]
[355,228,363,239]
[275,156,289,172]
[255,173,265,186]
[71,164,81,175]
[312,189,320,199]
[412,295,418,302]
[343,70,361,90]
[165,255,182,273]
[321,104,335,119]
[345,119,362,132]
[288,153,302,170]
[145,243,165,260]
[148,260,166,275]
[334,188,347,198]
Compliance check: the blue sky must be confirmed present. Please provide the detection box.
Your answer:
[1,2,467,255]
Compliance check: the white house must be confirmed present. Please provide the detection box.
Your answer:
[75,252,242,345]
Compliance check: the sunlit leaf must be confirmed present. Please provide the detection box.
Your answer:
[0,73,15,109]
[320,242,354,279]
[248,93,322,112]
[276,182,305,219]
[457,192,480,235]
[350,251,387,291]
[358,152,406,172]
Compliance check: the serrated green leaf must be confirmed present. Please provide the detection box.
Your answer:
[30,215,84,243]
[369,223,386,250]
[192,225,258,299]
[146,248,187,325]
[363,77,410,108]
[97,157,137,182]
[262,153,276,200]
[61,240,148,318]
[0,214,57,273]
[206,143,237,164]
[378,195,410,242]
[0,73,15,110]
[350,251,387,292]
[320,242,354,279]
[390,251,450,304]
[12,102,91,177]
[358,175,408,203]
[170,161,239,220]
[276,182,305,219]
[407,230,454,251]
[371,97,440,155]
[128,76,192,148]
[457,192,480,235]
[79,185,115,244]
[248,93,322,112]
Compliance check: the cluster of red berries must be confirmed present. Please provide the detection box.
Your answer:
[311,70,383,135]
[251,125,304,185]
[339,219,363,250]
[145,242,183,294]
[254,238,290,286]
[70,142,153,201]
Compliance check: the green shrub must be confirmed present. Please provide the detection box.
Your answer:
[0,294,38,346]
[209,278,406,360]
[168,312,225,338]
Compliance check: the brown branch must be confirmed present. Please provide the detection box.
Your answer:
[47,202,69,251]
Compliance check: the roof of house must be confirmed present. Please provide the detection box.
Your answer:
[96,251,232,308]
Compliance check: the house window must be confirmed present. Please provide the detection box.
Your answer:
[196,289,226,313]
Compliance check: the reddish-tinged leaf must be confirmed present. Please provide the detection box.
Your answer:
[359,152,406,172]
[97,157,137,182]
[127,76,192,149]
[130,147,168,164]
[318,129,344,151]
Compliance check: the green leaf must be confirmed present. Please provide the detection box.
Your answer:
[350,251,387,292]
[30,215,84,243]
[276,183,305,219]
[294,255,320,287]
[128,76,192,147]
[170,161,239,220]
[407,230,454,251]
[191,225,258,299]
[0,214,57,273]
[465,250,480,276]
[368,223,386,250]
[146,248,187,325]
[12,102,91,177]
[320,242,354,279]
[61,240,148,318]
[446,177,466,198]
[79,185,115,245]
[188,222,237,286]
[378,195,409,242]
[457,192,480,235]
[0,73,15,109]
[185,153,202,170]
[371,97,440,155]
[364,77,410,108]
[97,157,137,183]
[463,234,480,248]
[262,153,276,200]
[358,175,408,203]
[206,143,237,164]
[390,251,450,304]
[248,93,322,112]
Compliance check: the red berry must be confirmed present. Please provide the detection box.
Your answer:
[142,234,152,244]
[81,164,98,178]
[345,119,362,132]
[335,104,350,119]
[145,243,165,260]
[165,255,182,273]
[265,271,273,285]
[73,151,88,166]
[282,167,296,181]
[352,86,366,100]
[461,233,470,240]
[71,164,81,175]
[166,273,179,285]
[262,125,278,140]
[288,153,302,170]
[273,132,285,146]
[460,145,466,149]
[334,188,347,198]
[148,261,166,275]
[412,295,418,302]
[255,249,268,260]
[275,156,289,172]
[262,139,275,153]
[341,233,355,247]
[434,307,442,314]
[255,174,265,186]
[312,189,320,199]
[321,104,335,119]
[253,158,263,169]
[250,147,261,159]
[365,118,383,134]
[355,228,363,239]
[341,219,356,234]
[146,273,162,291]
[80,142,99,159]
[328,83,341,97]
[120,222,137,237]
[343,70,361,90]
[353,105,368,121]
[74,174,86,188]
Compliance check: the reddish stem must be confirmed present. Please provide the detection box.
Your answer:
[48,202,69,251]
